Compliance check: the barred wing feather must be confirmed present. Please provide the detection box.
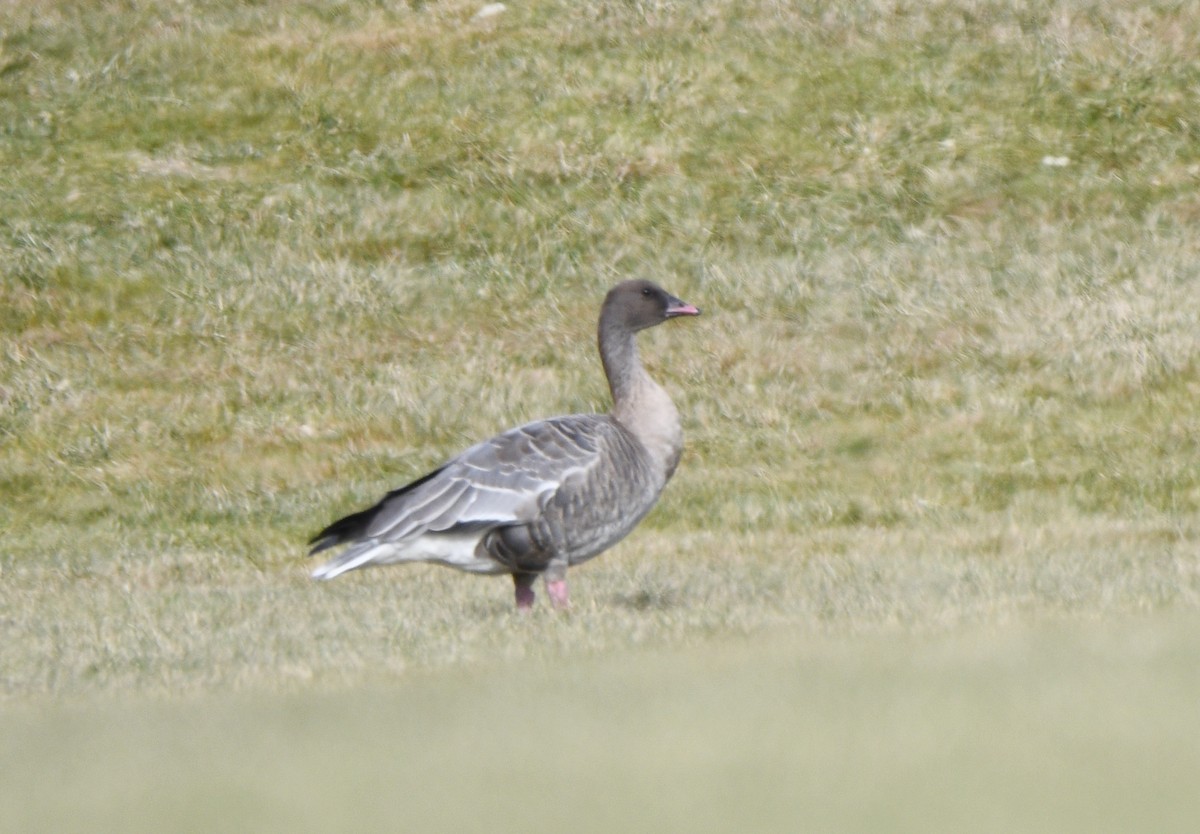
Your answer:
[308,416,619,577]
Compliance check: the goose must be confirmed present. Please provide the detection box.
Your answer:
[308,280,701,609]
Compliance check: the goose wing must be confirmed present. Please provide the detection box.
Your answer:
[308,415,619,554]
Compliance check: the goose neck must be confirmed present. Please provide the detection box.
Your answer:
[598,320,645,409]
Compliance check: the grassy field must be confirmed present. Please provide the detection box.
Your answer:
[4,616,1199,834]
[3,0,1200,829]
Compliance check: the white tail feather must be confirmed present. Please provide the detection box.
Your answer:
[311,531,503,580]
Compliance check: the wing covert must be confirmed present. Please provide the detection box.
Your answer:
[361,415,620,542]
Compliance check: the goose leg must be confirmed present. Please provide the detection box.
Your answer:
[546,578,570,610]
[542,561,570,610]
[513,573,536,609]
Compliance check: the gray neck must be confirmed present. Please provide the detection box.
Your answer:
[598,316,683,480]
[599,318,644,410]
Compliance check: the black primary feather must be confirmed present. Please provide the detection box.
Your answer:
[307,465,447,555]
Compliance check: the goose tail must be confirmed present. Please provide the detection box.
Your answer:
[310,540,396,580]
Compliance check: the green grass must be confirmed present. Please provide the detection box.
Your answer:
[5,615,1200,833]
[3,0,1200,829]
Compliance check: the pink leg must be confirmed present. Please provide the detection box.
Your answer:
[546,578,570,610]
[513,574,536,610]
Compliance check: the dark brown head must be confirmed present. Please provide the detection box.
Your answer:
[601,280,701,333]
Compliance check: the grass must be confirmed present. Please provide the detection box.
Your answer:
[3,0,1200,829]
[5,615,1200,833]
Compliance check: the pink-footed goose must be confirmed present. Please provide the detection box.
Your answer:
[308,280,700,609]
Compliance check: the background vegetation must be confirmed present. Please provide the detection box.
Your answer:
[2,0,1198,830]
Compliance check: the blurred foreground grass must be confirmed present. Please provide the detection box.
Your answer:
[5,614,1199,834]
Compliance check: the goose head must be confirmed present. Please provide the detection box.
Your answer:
[602,280,701,333]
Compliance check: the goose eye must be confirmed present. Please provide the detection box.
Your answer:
[641,287,653,296]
